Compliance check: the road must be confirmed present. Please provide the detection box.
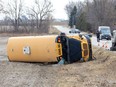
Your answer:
[0,37,8,61]
[54,26,112,50]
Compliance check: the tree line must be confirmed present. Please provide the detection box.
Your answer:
[0,0,53,33]
[65,0,116,33]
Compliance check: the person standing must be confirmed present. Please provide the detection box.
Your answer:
[96,30,100,42]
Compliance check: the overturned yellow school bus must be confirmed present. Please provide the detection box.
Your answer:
[7,33,92,63]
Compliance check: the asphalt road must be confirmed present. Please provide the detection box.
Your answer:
[54,26,112,50]
[0,37,8,61]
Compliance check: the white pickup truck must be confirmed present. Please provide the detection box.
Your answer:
[98,26,112,40]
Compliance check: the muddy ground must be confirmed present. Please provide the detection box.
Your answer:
[0,36,116,87]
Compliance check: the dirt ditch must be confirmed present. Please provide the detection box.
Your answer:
[0,36,116,87]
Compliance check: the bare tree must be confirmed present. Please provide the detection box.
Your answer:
[4,0,23,32]
[85,0,116,31]
[65,1,87,30]
[0,0,3,11]
[65,2,76,19]
[28,0,53,33]
[65,1,84,19]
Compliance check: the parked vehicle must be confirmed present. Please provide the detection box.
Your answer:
[97,26,111,40]
[69,29,81,34]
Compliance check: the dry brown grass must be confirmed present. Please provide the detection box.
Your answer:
[0,26,61,37]
[0,46,116,87]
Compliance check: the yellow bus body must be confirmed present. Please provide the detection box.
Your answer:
[7,36,62,62]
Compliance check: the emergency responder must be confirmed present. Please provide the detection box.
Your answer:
[96,30,100,42]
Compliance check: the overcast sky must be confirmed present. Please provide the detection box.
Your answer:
[51,0,78,20]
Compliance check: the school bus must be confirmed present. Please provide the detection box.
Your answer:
[7,33,92,63]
